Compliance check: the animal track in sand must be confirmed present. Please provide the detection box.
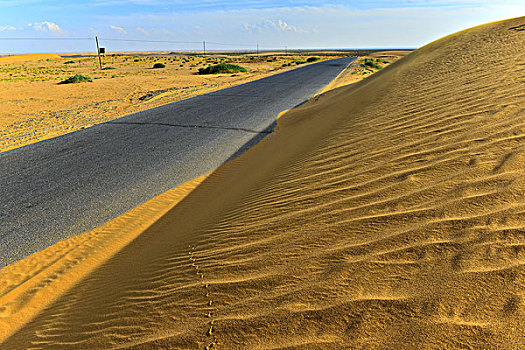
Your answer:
[188,245,218,349]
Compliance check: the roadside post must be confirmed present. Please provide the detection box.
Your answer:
[95,36,103,70]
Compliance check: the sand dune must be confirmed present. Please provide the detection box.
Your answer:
[1,17,524,349]
[0,53,62,63]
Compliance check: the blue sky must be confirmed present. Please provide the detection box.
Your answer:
[0,1,523,54]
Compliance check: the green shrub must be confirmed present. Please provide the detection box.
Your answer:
[363,58,382,70]
[306,57,319,63]
[64,60,75,64]
[198,63,248,75]
[134,59,140,62]
[102,66,116,70]
[153,62,166,69]
[58,74,92,84]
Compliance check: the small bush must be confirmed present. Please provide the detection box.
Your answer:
[134,59,140,62]
[153,63,166,69]
[58,74,92,84]
[102,66,116,70]
[363,58,382,70]
[64,60,76,64]
[281,63,291,67]
[306,57,319,63]
[198,63,248,75]
[295,61,305,65]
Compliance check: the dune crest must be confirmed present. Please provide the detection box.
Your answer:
[1,17,525,349]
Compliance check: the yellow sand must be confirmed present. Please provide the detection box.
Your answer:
[317,51,408,94]
[0,173,210,342]
[369,50,412,58]
[1,17,524,349]
[0,53,62,63]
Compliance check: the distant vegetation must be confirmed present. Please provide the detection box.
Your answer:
[153,63,166,69]
[198,63,248,75]
[306,57,319,63]
[58,74,92,84]
[363,58,382,70]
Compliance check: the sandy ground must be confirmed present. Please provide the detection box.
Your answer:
[318,52,410,94]
[1,17,524,349]
[0,52,348,153]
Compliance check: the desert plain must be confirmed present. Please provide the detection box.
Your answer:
[0,16,524,350]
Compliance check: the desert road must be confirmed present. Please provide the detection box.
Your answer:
[0,56,356,266]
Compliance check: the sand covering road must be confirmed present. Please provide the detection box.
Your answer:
[1,17,524,349]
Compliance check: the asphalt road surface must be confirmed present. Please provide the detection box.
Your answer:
[0,56,356,266]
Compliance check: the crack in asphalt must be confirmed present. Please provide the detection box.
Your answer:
[106,121,272,134]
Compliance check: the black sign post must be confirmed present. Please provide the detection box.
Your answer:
[95,36,103,70]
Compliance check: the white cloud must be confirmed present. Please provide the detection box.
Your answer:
[242,19,305,33]
[0,25,16,31]
[268,19,304,33]
[109,25,127,34]
[241,23,257,32]
[28,21,63,34]
[136,27,148,34]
